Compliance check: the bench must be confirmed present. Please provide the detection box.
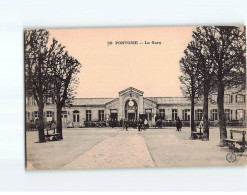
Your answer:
[223,130,246,152]
[45,128,60,141]
[45,133,60,141]
[191,126,203,139]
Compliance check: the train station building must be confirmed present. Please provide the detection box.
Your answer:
[26,87,246,128]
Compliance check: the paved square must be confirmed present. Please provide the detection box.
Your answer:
[26,127,247,170]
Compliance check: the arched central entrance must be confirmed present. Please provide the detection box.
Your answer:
[125,99,138,120]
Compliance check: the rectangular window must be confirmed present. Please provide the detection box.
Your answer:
[211,109,218,121]
[62,111,67,123]
[145,109,152,121]
[225,109,231,121]
[211,94,217,102]
[34,111,39,119]
[86,110,92,121]
[236,109,244,120]
[46,97,53,105]
[27,97,30,105]
[182,109,190,121]
[98,110,104,121]
[236,95,244,103]
[172,109,178,121]
[224,95,230,103]
[46,111,53,117]
[195,109,203,120]
[26,112,31,120]
[46,111,53,122]
[31,97,36,105]
[110,109,118,121]
[27,97,35,105]
[73,110,80,122]
[159,109,165,120]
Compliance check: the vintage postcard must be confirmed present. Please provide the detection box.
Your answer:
[25,26,246,170]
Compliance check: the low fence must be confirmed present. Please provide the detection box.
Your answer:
[25,119,246,131]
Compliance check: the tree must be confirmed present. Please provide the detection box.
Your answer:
[179,41,202,139]
[192,26,246,145]
[25,29,50,142]
[47,39,82,139]
[181,30,218,140]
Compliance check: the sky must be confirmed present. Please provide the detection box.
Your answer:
[49,26,195,98]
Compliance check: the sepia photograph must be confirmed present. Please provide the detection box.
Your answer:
[25,26,247,170]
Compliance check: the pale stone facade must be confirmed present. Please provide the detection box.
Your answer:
[26,87,246,127]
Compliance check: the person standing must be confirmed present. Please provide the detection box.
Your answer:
[122,118,125,130]
[176,117,182,131]
[138,119,142,131]
[175,118,179,131]
[125,119,129,131]
[144,118,148,131]
[120,118,123,129]
[51,120,56,133]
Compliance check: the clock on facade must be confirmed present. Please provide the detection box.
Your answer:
[128,100,134,107]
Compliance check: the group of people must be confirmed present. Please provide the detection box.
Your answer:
[121,118,149,131]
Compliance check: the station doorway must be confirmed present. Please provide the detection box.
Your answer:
[125,99,138,120]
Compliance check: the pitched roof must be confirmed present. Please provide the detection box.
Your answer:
[71,96,191,106]
[119,87,144,96]
[145,97,190,104]
[72,98,115,106]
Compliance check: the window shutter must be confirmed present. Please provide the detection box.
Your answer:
[210,110,213,120]
[182,110,184,120]
[236,95,238,103]
[231,95,233,103]
[230,110,232,120]
[244,95,246,103]
[236,110,238,120]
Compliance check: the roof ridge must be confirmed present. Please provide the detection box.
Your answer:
[74,97,116,99]
[146,97,186,98]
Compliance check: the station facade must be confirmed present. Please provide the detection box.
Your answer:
[26,87,246,127]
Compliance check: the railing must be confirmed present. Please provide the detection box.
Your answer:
[25,119,246,130]
[161,120,246,127]
[84,121,107,127]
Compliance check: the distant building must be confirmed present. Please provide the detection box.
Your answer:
[26,87,246,128]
